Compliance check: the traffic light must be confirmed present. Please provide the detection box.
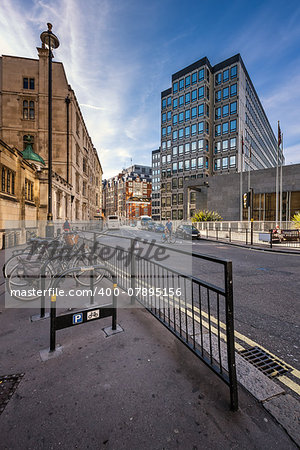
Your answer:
[243,192,250,208]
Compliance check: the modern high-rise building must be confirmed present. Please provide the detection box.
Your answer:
[151,149,161,221]
[160,54,280,220]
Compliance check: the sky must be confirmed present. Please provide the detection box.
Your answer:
[0,0,300,178]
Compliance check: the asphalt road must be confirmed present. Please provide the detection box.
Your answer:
[101,227,300,395]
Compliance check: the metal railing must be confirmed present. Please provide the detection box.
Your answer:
[91,233,238,410]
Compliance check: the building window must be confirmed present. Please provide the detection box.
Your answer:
[198,139,204,150]
[179,79,184,91]
[198,104,204,116]
[214,159,221,171]
[184,160,190,170]
[190,192,196,203]
[215,124,221,136]
[178,178,183,188]
[172,162,177,174]
[179,128,184,140]
[25,179,34,201]
[223,69,229,82]
[179,95,184,107]
[173,98,178,109]
[185,110,190,121]
[173,130,178,141]
[162,127,166,137]
[231,65,237,78]
[83,157,87,174]
[191,141,197,151]
[167,125,171,135]
[76,113,80,136]
[173,114,178,125]
[173,82,178,93]
[192,89,197,102]
[215,107,221,119]
[185,126,190,137]
[230,83,237,96]
[230,119,237,132]
[222,157,228,169]
[162,141,166,150]
[23,77,35,89]
[191,158,196,169]
[230,101,237,114]
[230,137,237,149]
[192,72,197,84]
[172,193,177,205]
[162,98,166,109]
[198,157,203,168]
[167,111,172,121]
[230,155,236,167]
[215,142,221,153]
[198,68,204,81]
[223,87,229,99]
[185,143,190,153]
[178,161,183,172]
[198,122,204,134]
[222,140,228,151]
[167,140,171,148]
[222,122,229,134]
[222,104,229,117]
[178,145,183,155]
[185,75,191,87]
[167,96,171,107]
[173,146,178,156]
[23,100,35,120]
[191,107,197,119]
[215,90,221,102]
[179,112,184,123]
[198,86,204,99]
[215,73,222,85]
[162,113,166,123]
[172,178,177,189]
[185,93,190,104]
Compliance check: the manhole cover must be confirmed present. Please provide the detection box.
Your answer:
[0,374,24,415]
[239,347,289,378]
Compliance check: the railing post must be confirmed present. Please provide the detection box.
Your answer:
[130,239,136,305]
[245,228,248,245]
[250,219,254,246]
[206,228,208,239]
[216,226,218,241]
[112,275,117,330]
[50,293,57,352]
[229,227,231,243]
[40,263,46,318]
[270,231,273,249]
[224,261,238,411]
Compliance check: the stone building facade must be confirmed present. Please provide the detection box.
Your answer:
[0,49,102,223]
[102,165,152,220]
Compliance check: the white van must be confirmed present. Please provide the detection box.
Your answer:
[107,215,120,230]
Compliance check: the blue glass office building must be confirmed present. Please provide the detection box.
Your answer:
[159,54,279,220]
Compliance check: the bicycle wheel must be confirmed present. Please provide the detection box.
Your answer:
[169,235,176,244]
[3,251,33,279]
[161,233,167,243]
[7,261,54,301]
[73,254,106,286]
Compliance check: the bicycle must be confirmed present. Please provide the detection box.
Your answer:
[161,231,176,244]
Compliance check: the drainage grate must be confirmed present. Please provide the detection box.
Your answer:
[0,373,24,415]
[239,347,289,378]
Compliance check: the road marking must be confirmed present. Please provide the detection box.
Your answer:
[277,375,300,396]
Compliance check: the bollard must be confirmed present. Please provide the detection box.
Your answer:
[50,293,57,352]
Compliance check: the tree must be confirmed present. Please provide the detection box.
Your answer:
[191,210,223,222]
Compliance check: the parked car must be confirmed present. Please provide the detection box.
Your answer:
[175,224,201,240]
[147,221,156,231]
[154,223,165,233]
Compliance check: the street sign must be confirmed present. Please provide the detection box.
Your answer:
[72,313,83,325]
[87,309,100,320]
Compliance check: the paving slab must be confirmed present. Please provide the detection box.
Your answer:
[0,296,297,449]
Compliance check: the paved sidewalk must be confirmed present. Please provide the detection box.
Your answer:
[0,293,297,449]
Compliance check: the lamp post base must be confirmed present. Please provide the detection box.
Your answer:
[46,222,55,238]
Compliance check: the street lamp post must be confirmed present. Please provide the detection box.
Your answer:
[40,23,60,237]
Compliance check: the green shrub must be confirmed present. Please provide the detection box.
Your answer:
[292,213,300,228]
[191,210,223,222]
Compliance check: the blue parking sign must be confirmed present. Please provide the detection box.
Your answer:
[72,313,83,325]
